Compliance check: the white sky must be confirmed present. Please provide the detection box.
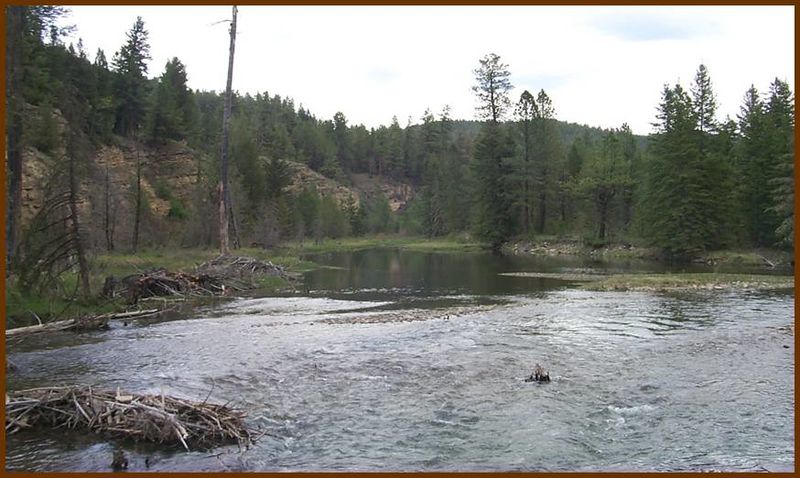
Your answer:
[59,5,794,135]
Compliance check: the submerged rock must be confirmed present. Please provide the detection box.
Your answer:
[525,363,551,383]
[111,450,128,471]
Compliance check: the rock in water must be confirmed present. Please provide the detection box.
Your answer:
[112,450,128,471]
[525,363,551,383]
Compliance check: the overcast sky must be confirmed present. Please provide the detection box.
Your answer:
[59,5,794,135]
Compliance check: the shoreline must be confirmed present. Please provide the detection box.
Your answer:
[6,237,794,328]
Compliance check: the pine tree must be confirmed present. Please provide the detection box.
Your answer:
[532,89,560,234]
[111,16,151,136]
[515,90,537,234]
[641,83,730,258]
[145,57,191,142]
[332,111,352,170]
[737,85,775,245]
[691,64,717,134]
[471,53,514,250]
[765,79,795,247]
[578,130,630,241]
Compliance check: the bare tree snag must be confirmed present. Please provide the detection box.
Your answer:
[219,5,238,254]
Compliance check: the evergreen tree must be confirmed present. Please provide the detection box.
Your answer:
[691,64,717,134]
[737,85,775,245]
[332,111,352,170]
[471,53,514,249]
[765,79,795,246]
[515,90,537,234]
[145,57,192,142]
[111,16,151,136]
[472,53,512,123]
[577,130,630,240]
[641,83,730,258]
[532,89,561,234]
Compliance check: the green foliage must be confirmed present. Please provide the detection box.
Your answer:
[471,123,515,250]
[319,196,350,239]
[472,53,512,123]
[153,180,171,200]
[577,130,632,240]
[111,16,151,136]
[364,194,393,234]
[145,57,194,143]
[167,197,188,220]
[640,76,734,259]
[9,27,794,260]
[295,186,321,238]
[264,157,293,200]
[341,195,365,236]
[25,104,61,153]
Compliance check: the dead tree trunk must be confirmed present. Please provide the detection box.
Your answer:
[219,5,238,255]
[68,159,90,297]
[63,101,90,297]
[132,141,142,253]
[104,160,116,251]
[6,7,24,269]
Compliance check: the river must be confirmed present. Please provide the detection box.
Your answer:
[5,249,795,471]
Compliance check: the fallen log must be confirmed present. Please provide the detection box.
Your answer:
[5,309,160,337]
[5,386,254,450]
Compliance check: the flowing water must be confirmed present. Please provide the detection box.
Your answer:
[5,249,795,471]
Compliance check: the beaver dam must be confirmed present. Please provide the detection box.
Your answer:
[5,386,255,450]
[103,254,293,304]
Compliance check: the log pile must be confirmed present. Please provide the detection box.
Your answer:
[105,255,288,304]
[115,268,225,304]
[5,386,253,450]
[195,255,286,284]
[5,309,160,338]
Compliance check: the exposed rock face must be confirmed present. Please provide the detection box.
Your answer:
[19,128,415,250]
[283,161,416,212]
[20,137,204,250]
[350,172,414,212]
[284,161,360,207]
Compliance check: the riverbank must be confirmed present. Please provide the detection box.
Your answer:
[6,235,794,328]
[276,235,483,255]
[5,247,308,328]
[583,272,794,292]
[503,237,793,268]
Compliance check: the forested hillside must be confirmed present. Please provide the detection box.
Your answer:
[6,8,794,297]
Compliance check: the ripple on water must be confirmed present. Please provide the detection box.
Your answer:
[5,274,794,472]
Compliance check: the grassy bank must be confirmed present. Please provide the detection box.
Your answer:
[583,273,794,292]
[504,236,794,267]
[6,248,308,327]
[277,235,484,255]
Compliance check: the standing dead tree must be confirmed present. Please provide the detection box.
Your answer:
[219,5,238,254]
[132,138,144,253]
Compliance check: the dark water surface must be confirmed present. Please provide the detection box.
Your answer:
[5,249,794,471]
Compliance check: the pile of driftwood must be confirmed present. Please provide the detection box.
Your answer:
[195,255,287,284]
[5,386,253,450]
[6,309,160,338]
[104,255,288,304]
[105,269,225,304]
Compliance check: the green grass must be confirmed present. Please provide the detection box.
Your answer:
[254,275,293,291]
[583,272,794,292]
[6,284,127,328]
[6,247,313,326]
[277,235,484,255]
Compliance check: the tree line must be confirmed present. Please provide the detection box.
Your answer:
[6,10,794,296]
[468,54,793,257]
